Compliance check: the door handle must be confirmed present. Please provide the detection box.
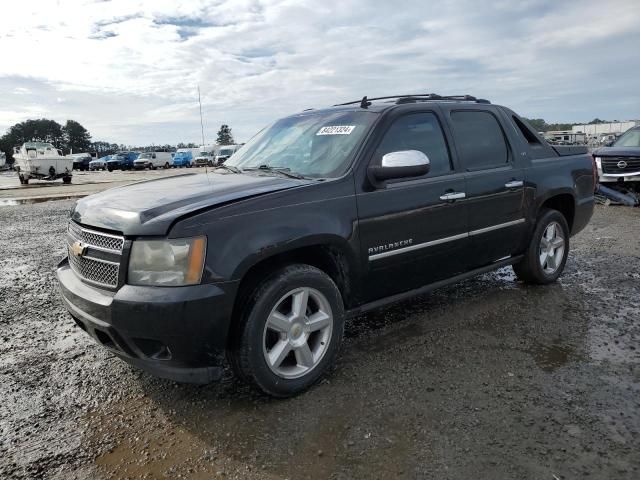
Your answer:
[440,192,466,201]
[504,180,524,189]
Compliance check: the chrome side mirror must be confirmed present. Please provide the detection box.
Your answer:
[369,150,430,182]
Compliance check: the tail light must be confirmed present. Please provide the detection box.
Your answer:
[591,154,598,192]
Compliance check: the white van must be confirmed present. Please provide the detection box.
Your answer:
[133,152,174,170]
[215,145,241,165]
[194,146,216,167]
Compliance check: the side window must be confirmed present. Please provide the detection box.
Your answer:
[375,113,452,177]
[512,115,542,146]
[450,111,509,170]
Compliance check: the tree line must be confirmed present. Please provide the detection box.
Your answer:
[1,119,236,163]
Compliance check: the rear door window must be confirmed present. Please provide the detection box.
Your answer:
[450,111,509,170]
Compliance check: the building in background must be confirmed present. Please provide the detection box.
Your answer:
[572,121,640,145]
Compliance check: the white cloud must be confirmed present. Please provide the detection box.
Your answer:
[0,0,639,144]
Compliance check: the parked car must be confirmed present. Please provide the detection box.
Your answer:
[214,145,240,165]
[106,152,139,171]
[592,126,640,185]
[89,155,110,171]
[194,148,215,167]
[106,154,127,171]
[69,153,92,171]
[57,94,595,397]
[133,152,174,170]
[172,149,193,168]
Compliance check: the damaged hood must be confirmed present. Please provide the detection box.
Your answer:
[72,172,311,235]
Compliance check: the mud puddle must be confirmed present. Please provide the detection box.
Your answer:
[0,195,82,206]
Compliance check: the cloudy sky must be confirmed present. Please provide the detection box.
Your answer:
[1,0,639,145]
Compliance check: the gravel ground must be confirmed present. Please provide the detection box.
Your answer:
[0,202,639,480]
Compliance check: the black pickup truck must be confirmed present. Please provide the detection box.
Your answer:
[57,94,595,397]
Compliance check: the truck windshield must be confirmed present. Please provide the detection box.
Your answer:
[613,129,640,147]
[227,110,377,178]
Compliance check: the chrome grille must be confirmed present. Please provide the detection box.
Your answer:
[601,157,640,174]
[68,222,124,252]
[68,248,120,287]
[67,221,124,288]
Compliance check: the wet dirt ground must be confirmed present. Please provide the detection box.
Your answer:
[1,202,638,479]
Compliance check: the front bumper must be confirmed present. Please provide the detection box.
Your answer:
[598,174,640,183]
[57,259,238,383]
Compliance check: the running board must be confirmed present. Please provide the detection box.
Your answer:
[346,255,523,318]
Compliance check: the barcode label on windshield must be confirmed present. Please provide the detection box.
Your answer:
[317,125,355,135]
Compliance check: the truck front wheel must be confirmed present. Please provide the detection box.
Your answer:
[228,264,345,397]
[513,208,569,284]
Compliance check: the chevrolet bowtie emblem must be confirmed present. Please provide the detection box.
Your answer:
[71,241,87,257]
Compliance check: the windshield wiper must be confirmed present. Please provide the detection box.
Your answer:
[213,164,243,174]
[243,165,307,179]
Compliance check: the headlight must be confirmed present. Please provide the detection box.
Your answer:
[128,236,207,286]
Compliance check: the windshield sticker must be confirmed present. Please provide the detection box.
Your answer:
[317,125,355,136]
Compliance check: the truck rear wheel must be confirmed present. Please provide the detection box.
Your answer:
[513,208,569,284]
[228,264,344,397]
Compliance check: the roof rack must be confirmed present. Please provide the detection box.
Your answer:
[334,94,491,108]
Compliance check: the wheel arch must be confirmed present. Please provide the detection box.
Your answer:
[536,190,576,233]
[228,236,359,344]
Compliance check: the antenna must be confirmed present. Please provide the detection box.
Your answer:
[197,85,208,175]
[198,85,206,147]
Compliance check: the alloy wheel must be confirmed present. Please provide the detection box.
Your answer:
[262,287,333,379]
[539,221,565,274]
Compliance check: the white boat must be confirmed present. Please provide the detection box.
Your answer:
[13,142,73,185]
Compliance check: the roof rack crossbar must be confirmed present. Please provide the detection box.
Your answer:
[334,94,491,106]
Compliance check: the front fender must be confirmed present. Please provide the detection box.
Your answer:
[171,177,360,284]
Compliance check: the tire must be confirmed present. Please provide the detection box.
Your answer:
[62,176,72,184]
[513,208,570,285]
[107,167,113,172]
[228,264,345,397]
[165,162,169,169]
